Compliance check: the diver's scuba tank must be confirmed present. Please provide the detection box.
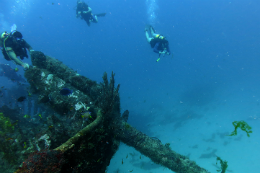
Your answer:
[11,24,17,32]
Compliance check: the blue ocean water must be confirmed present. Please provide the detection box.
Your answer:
[1,0,260,172]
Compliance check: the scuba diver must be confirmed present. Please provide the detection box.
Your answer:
[76,0,106,26]
[145,25,171,62]
[0,29,34,69]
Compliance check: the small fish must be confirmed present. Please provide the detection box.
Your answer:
[97,158,101,162]
[52,3,54,5]
[82,111,91,121]
[23,142,27,148]
[14,67,19,72]
[4,121,10,128]
[27,91,32,97]
[140,155,141,159]
[122,159,123,164]
[24,115,31,119]
[126,154,128,158]
[60,88,73,96]
[129,170,133,172]
[17,96,26,102]
[1,86,4,88]
[5,137,13,141]
[12,120,18,125]
[38,114,42,119]
[82,111,91,117]
[48,125,54,129]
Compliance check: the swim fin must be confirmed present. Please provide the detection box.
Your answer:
[145,24,151,32]
[145,25,156,34]
[11,24,17,32]
[150,25,155,34]
[95,13,106,17]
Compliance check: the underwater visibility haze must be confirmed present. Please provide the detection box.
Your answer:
[0,0,260,172]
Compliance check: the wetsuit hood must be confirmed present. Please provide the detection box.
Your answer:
[11,31,23,39]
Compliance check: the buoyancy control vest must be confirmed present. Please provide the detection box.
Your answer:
[2,31,29,61]
[150,38,169,50]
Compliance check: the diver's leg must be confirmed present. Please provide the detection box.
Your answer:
[90,15,98,23]
[145,31,152,43]
[76,11,81,18]
[150,26,158,37]
[84,18,91,26]
[86,20,91,26]
[5,47,29,69]
[94,15,98,23]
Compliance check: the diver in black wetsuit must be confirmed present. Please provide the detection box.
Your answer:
[0,31,34,69]
[76,0,106,26]
[145,25,171,62]
[76,1,98,26]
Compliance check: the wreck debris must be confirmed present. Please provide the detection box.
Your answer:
[14,51,210,173]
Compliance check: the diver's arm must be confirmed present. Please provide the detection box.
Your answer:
[153,42,160,53]
[11,55,24,66]
[23,40,33,51]
[8,49,29,69]
[83,7,92,14]
[5,48,24,66]
[87,7,92,13]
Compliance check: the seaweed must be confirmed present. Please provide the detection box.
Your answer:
[216,156,228,173]
[0,113,18,165]
[124,123,131,129]
[15,150,65,173]
[0,112,16,135]
[229,120,252,137]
